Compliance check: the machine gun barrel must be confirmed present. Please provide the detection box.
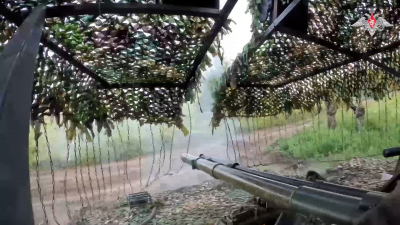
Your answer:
[181,153,388,225]
[199,154,368,198]
[183,153,296,208]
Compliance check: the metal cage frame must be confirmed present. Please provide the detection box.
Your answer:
[0,1,238,224]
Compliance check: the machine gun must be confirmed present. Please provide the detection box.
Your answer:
[181,151,400,225]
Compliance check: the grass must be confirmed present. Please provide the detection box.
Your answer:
[30,134,148,170]
[240,109,316,131]
[28,119,171,170]
[27,101,191,170]
[274,96,400,161]
[28,96,400,168]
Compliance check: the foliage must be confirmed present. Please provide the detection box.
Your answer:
[0,1,233,141]
[27,119,154,168]
[276,96,400,160]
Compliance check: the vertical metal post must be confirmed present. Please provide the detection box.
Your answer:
[0,5,46,225]
[395,157,400,174]
[272,0,279,21]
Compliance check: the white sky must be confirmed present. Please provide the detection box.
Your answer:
[219,0,252,62]
[200,1,251,81]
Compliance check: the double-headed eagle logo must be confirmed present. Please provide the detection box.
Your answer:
[351,10,393,36]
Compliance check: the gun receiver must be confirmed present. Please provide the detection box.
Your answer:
[182,153,388,225]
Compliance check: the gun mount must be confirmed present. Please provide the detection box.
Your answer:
[182,153,391,225]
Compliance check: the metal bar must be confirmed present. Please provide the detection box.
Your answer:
[102,81,186,89]
[238,40,400,88]
[278,26,359,57]
[46,3,220,18]
[279,27,400,78]
[183,0,238,87]
[226,0,302,88]
[182,153,296,209]
[239,57,356,88]
[367,58,400,78]
[272,0,279,22]
[41,39,111,88]
[291,186,364,224]
[182,153,385,225]
[251,0,302,57]
[0,5,46,225]
[275,213,297,225]
[182,153,372,224]
[0,5,111,88]
[199,154,369,198]
[396,157,400,174]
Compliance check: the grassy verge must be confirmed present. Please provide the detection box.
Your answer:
[30,137,150,170]
[28,122,165,170]
[240,109,317,131]
[275,97,400,160]
[28,103,196,169]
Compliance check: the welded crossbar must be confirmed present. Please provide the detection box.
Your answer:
[0,1,232,90]
[278,27,400,81]
[236,39,400,88]
[184,0,238,88]
[227,0,302,89]
[0,5,46,225]
[228,1,400,89]
[45,3,221,18]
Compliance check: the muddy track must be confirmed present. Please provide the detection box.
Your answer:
[30,121,312,225]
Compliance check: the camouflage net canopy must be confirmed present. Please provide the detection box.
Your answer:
[211,0,400,130]
[0,0,234,139]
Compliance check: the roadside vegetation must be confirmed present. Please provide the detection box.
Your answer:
[207,74,400,161]
[29,121,154,169]
[28,103,196,169]
[270,96,400,161]
[29,72,400,168]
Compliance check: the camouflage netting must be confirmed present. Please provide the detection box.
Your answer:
[211,0,400,130]
[0,0,232,140]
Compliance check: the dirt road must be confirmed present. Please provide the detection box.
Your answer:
[30,121,311,225]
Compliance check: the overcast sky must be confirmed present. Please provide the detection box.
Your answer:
[219,0,252,62]
[196,1,252,111]
[201,0,252,82]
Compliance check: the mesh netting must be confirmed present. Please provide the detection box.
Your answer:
[212,0,400,129]
[41,13,215,84]
[0,0,232,138]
